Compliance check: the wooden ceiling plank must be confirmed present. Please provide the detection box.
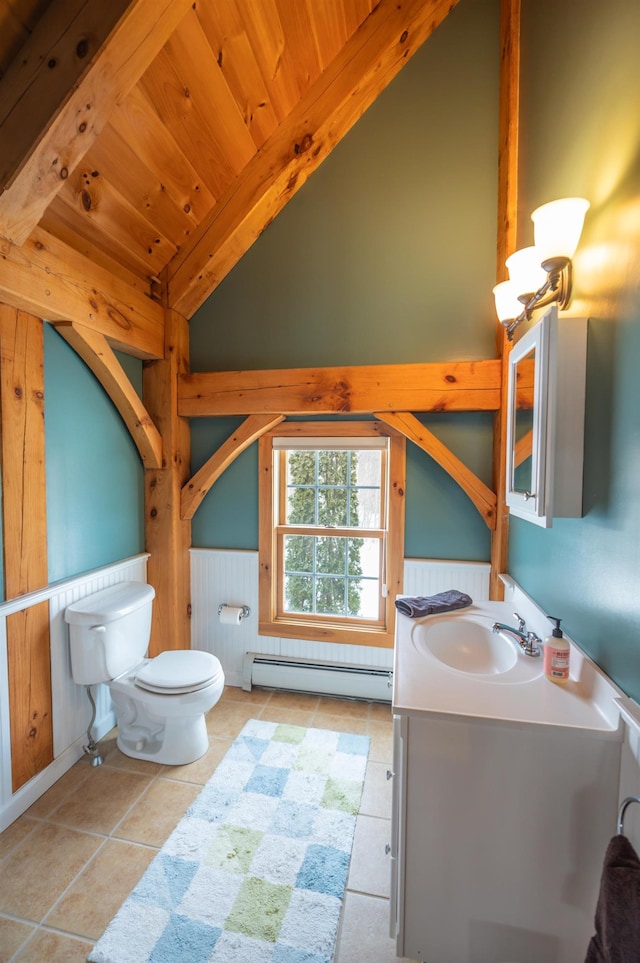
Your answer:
[163,10,258,175]
[54,320,163,469]
[178,360,501,418]
[303,0,349,69]
[0,0,50,79]
[196,0,280,150]
[235,0,301,122]
[275,0,323,97]
[0,226,164,358]
[53,166,177,278]
[139,46,237,202]
[0,0,192,246]
[110,85,216,226]
[69,126,194,259]
[168,0,462,319]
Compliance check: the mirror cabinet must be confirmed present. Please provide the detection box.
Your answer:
[506,307,588,527]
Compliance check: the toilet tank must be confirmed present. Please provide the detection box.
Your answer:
[64,581,156,685]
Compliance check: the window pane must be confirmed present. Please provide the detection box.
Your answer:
[315,576,346,615]
[285,574,313,613]
[284,535,314,573]
[348,578,380,619]
[316,536,347,575]
[287,450,316,484]
[286,487,316,525]
[317,487,348,526]
[317,450,348,486]
[350,487,380,528]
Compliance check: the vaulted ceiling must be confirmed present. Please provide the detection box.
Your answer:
[0,0,460,334]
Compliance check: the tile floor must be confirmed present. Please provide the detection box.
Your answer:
[0,686,415,962]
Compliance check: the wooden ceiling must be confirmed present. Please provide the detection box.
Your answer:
[0,0,460,333]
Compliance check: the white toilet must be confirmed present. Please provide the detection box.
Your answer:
[64,581,224,765]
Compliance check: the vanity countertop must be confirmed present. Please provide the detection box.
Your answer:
[393,600,623,737]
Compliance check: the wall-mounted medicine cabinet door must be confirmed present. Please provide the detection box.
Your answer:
[506,307,588,527]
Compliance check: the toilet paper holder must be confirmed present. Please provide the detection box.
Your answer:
[218,603,250,620]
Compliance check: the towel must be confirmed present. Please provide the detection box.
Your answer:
[394,589,472,619]
[584,834,640,963]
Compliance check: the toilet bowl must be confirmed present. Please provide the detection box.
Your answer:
[64,582,225,765]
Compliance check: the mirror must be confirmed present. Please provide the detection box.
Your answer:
[505,307,587,527]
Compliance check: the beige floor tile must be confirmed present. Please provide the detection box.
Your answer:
[264,690,320,712]
[0,815,39,859]
[13,929,94,962]
[368,720,393,763]
[336,892,416,963]
[25,762,92,819]
[317,696,371,719]
[46,838,156,940]
[360,760,392,819]
[0,917,34,962]
[47,766,153,835]
[163,736,232,784]
[95,731,164,775]
[347,814,392,898]
[205,700,260,739]
[369,701,393,723]
[0,823,102,920]
[258,705,317,727]
[114,777,201,847]
[219,685,272,705]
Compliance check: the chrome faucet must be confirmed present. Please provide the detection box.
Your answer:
[492,612,541,658]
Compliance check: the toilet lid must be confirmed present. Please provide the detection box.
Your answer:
[135,651,223,694]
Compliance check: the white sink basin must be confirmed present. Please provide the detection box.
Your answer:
[411,611,543,684]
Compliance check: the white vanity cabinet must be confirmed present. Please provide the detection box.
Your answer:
[506,307,587,526]
[389,711,620,963]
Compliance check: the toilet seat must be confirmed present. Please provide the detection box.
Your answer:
[134,650,223,695]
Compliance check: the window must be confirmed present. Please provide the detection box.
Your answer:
[259,422,405,647]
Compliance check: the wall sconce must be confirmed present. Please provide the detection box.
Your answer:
[493,197,590,340]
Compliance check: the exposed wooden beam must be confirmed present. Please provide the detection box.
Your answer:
[54,320,163,469]
[0,227,164,359]
[178,361,502,418]
[181,414,285,520]
[0,0,192,245]
[491,0,521,599]
[167,0,461,318]
[376,411,497,530]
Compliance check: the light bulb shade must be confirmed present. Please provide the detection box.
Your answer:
[506,246,547,296]
[531,197,590,262]
[493,280,522,323]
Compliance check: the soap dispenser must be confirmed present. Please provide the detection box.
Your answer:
[543,616,570,684]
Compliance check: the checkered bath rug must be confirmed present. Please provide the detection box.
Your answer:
[89,718,370,963]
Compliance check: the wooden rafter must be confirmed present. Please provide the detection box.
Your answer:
[0,227,164,359]
[0,0,192,245]
[178,361,502,418]
[54,320,163,469]
[181,414,284,520]
[167,0,461,318]
[376,411,497,530]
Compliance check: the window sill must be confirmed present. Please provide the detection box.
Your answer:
[258,618,394,648]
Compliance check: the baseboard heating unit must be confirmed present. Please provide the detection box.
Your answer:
[242,653,393,702]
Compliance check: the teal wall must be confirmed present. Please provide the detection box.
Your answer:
[509,0,640,700]
[190,0,500,563]
[44,326,145,586]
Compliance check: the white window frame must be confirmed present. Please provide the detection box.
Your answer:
[259,421,405,647]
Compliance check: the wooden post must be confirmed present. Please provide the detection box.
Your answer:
[490,0,521,599]
[143,307,191,655]
[0,304,53,790]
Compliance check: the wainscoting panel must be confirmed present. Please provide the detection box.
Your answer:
[0,555,148,831]
[190,549,490,689]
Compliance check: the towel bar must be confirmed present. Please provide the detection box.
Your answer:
[617,795,640,835]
